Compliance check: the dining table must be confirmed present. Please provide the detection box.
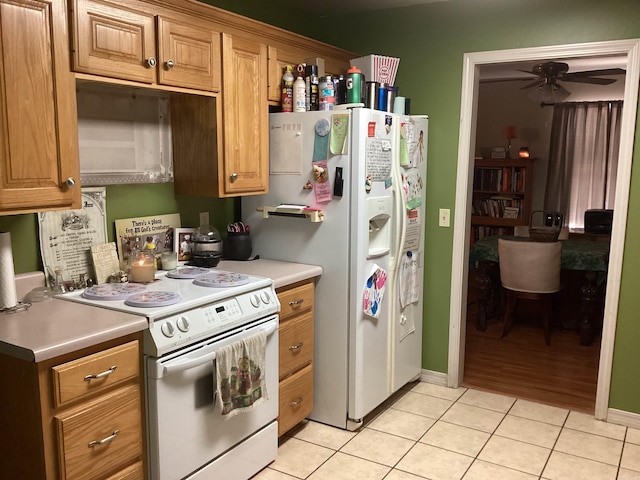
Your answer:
[469,235,610,345]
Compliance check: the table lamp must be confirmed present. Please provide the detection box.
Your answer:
[503,125,517,159]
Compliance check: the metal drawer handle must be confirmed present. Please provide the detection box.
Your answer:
[288,342,304,351]
[288,299,304,306]
[289,396,303,407]
[84,365,117,381]
[88,430,119,448]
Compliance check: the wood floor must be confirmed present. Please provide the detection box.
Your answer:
[463,297,601,413]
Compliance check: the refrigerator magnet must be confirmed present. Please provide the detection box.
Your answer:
[313,160,332,203]
[313,119,330,161]
[365,174,373,193]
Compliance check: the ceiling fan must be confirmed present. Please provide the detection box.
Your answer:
[519,61,625,104]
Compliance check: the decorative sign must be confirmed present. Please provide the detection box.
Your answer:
[38,187,107,287]
[115,213,181,269]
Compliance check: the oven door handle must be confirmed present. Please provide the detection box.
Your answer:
[162,322,278,375]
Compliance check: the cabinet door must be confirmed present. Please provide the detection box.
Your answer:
[267,45,307,102]
[221,33,269,196]
[0,0,80,214]
[72,0,156,83]
[157,17,221,92]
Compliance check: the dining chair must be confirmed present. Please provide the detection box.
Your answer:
[498,238,562,345]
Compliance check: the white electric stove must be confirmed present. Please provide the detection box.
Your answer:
[59,267,281,480]
[60,267,280,356]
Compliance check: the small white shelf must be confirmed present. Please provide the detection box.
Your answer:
[257,206,325,223]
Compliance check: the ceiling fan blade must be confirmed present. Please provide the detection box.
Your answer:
[564,68,626,77]
[561,76,617,85]
[517,69,538,76]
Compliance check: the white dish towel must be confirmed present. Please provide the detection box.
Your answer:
[215,331,268,417]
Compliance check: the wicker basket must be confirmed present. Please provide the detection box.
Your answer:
[528,210,563,242]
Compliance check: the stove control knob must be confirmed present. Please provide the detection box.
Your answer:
[176,316,190,332]
[260,291,271,304]
[160,321,175,338]
[250,294,260,308]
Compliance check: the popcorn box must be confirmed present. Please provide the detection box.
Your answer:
[350,55,400,85]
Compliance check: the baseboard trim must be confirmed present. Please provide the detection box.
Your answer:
[607,408,640,430]
[420,369,448,386]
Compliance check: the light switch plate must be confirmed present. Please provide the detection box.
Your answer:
[439,208,451,227]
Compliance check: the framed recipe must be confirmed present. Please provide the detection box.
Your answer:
[175,228,195,262]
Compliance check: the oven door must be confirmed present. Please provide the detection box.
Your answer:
[146,315,279,480]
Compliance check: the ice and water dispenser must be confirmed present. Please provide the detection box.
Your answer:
[367,196,393,258]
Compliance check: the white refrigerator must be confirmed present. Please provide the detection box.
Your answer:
[242,108,428,429]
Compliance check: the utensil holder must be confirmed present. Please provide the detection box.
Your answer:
[223,232,252,261]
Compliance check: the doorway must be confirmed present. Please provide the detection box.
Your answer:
[447,39,640,420]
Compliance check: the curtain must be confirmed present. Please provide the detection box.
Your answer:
[544,101,622,229]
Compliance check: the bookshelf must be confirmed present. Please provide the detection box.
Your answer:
[471,158,534,242]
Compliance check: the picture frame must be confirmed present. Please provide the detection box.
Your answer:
[175,228,195,262]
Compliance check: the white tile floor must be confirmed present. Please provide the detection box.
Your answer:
[253,382,640,480]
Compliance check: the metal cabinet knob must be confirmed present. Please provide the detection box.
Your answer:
[65,177,76,189]
[145,57,157,68]
[165,59,175,70]
[230,173,239,182]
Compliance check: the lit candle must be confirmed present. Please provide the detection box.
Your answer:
[129,254,155,283]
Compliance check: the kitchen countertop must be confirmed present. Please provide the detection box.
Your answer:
[218,258,323,289]
[0,258,321,363]
[0,298,147,362]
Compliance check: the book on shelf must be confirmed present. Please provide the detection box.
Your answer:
[472,196,521,218]
[473,166,526,193]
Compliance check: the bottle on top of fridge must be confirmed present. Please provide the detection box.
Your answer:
[293,65,307,112]
[319,75,335,110]
[345,66,364,104]
[305,64,319,111]
[281,65,294,112]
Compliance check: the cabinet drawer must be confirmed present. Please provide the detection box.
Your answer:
[277,282,314,321]
[104,461,144,480]
[279,311,313,380]
[52,341,139,407]
[55,384,143,480]
[278,364,313,437]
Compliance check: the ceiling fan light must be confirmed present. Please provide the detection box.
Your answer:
[537,83,571,104]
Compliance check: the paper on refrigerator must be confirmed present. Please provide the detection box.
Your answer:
[399,252,419,308]
[363,264,387,318]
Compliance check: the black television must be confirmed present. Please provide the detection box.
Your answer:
[584,209,613,234]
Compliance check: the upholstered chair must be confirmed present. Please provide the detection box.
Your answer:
[498,239,562,345]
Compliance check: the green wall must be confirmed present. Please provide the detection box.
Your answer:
[3,0,639,414]
[201,0,640,413]
[0,184,236,274]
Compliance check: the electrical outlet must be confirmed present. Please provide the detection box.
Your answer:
[199,211,209,226]
[439,208,450,227]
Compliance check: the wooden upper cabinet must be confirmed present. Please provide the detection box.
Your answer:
[221,33,269,195]
[157,17,221,92]
[0,0,80,215]
[72,0,221,92]
[72,0,156,83]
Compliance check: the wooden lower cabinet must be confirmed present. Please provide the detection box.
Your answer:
[0,333,145,480]
[276,280,315,437]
